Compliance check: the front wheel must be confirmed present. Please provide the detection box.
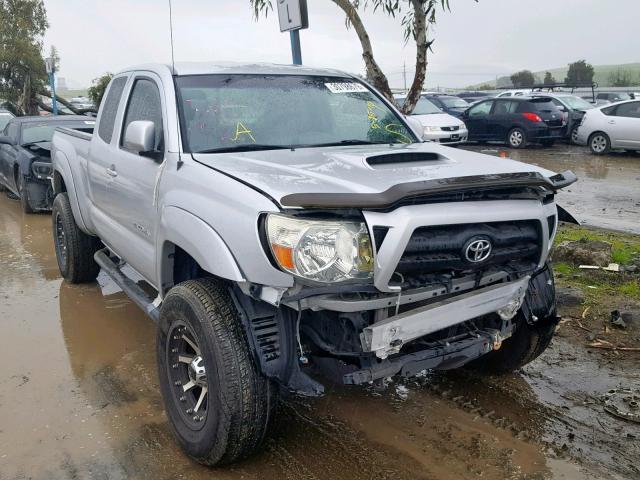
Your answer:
[570,126,580,144]
[17,174,35,214]
[589,132,610,155]
[51,193,101,283]
[157,279,275,466]
[507,128,526,148]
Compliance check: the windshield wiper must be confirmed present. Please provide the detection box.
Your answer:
[21,139,51,147]
[309,139,393,148]
[195,144,292,154]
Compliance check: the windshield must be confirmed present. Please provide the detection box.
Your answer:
[559,95,594,111]
[410,97,442,115]
[0,113,13,131]
[21,120,94,145]
[176,75,415,153]
[438,96,469,109]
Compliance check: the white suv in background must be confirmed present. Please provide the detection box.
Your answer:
[576,100,640,154]
[396,95,468,145]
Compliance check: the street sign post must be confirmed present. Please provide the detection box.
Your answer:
[276,0,308,66]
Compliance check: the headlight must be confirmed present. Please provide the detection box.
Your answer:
[424,126,441,132]
[265,214,374,283]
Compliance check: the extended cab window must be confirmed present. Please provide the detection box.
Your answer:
[176,74,416,153]
[98,76,127,144]
[121,78,164,152]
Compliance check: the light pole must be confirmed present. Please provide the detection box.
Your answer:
[45,57,58,115]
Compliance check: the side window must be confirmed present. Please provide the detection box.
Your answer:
[98,76,128,144]
[469,101,492,116]
[7,122,19,142]
[493,100,518,115]
[601,105,616,116]
[613,102,640,119]
[121,78,164,152]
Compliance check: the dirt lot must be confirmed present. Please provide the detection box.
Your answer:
[0,145,639,479]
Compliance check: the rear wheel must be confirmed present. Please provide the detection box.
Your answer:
[589,132,610,155]
[157,279,275,466]
[52,193,101,283]
[507,128,526,148]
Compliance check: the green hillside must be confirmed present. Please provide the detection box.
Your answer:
[477,63,640,89]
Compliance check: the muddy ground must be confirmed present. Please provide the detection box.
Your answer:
[1,145,639,479]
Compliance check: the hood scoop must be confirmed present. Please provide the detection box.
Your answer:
[366,151,446,167]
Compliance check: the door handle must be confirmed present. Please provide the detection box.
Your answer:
[106,165,118,177]
[608,120,616,124]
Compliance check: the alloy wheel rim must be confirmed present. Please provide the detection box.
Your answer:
[54,212,68,266]
[510,131,523,146]
[592,135,606,152]
[571,127,579,143]
[166,322,209,429]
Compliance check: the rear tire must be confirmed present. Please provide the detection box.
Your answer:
[589,132,610,155]
[470,313,557,373]
[507,128,526,148]
[157,278,275,466]
[52,193,101,283]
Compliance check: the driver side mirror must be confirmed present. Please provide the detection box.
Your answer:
[0,135,15,146]
[123,120,161,160]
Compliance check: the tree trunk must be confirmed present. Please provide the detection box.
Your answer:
[401,0,430,115]
[330,0,396,105]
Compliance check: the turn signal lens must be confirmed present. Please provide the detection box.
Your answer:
[271,244,294,270]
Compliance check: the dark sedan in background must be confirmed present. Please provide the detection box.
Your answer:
[0,115,95,212]
[462,97,565,148]
[424,93,470,118]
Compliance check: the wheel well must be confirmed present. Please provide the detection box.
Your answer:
[589,131,609,141]
[53,171,67,194]
[161,243,209,295]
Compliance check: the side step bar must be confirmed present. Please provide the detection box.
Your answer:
[94,249,160,323]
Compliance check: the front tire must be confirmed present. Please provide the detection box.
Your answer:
[157,279,275,466]
[570,125,579,144]
[17,175,35,214]
[51,193,101,283]
[507,127,526,148]
[589,132,610,155]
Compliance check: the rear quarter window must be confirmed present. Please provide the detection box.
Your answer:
[98,76,128,144]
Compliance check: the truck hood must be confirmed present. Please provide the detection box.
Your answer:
[192,143,573,208]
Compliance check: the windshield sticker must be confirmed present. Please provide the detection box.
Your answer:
[325,82,368,94]
[231,122,256,143]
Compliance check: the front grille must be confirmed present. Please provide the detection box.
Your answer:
[441,126,460,132]
[394,220,541,287]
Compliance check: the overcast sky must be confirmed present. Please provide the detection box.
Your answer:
[42,0,640,89]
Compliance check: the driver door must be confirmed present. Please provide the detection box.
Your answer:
[465,100,493,140]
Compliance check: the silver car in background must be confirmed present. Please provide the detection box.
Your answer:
[396,94,468,145]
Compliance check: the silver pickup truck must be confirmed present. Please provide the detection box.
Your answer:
[51,63,577,466]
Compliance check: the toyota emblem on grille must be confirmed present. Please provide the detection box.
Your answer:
[464,237,492,263]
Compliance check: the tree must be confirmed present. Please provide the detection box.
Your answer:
[250,0,470,114]
[510,70,535,88]
[543,71,556,86]
[608,69,634,87]
[88,73,113,108]
[564,60,594,86]
[0,0,49,115]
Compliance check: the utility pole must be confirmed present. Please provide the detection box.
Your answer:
[403,62,407,91]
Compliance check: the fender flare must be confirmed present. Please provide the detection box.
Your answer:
[52,150,91,233]
[158,206,245,295]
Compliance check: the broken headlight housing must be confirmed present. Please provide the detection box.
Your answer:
[265,214,374,283]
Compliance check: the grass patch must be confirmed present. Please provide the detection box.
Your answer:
[555,224,640,265]
[620,280,640,299]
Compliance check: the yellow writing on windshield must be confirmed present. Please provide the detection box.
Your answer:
[231,122,256,143]
[385,124,412,144]
[367,101,381,130]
